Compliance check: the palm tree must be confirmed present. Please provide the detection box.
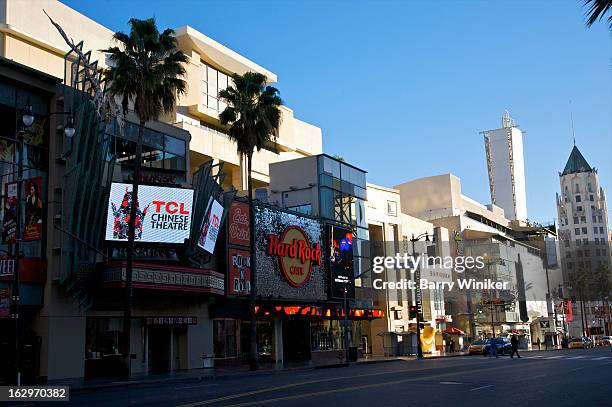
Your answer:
[219,72,282,370]
[102,17,187,378]
[584,0,612,30]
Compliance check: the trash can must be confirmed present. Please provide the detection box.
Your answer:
[349,346,358,362]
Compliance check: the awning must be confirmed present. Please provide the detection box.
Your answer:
[442,327,465,335]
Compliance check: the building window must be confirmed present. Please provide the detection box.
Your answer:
[213,319,239,358]
[577,250,583,257]
[393,310,402,320]
[387,201,398,217]
[202,63,231,112]
[576,239,581,246]
[575,184,580,193]
[574,217,579,224]
[581,216,586,223]
[85,317,122,360]
[577,206,583,212]
[575,228,580,235]
[600,227,605,234]
[592,215,597,223]
[582,227,587,234]
[564,240,570,247]
[566,252,571,258]
[287,204,312,215]
[584,250,590,257]
[583,238,588,245]
[589,194,594,201]
[575,195,581,202]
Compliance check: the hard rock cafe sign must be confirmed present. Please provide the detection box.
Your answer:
[267,226,322,287]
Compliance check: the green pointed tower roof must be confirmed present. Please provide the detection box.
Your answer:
[562,145,592,175]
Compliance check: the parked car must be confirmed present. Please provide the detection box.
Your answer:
[468,340,487,355]
[600,336,612,347]
[483,337,512,356]
[569,337,593,349]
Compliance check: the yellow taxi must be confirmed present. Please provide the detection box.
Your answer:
[468,340,487,355]
[568,337,592,349]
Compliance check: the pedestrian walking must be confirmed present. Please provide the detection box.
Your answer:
[449,338,455,353]
[488,338,498,358]
[537,337,541,350]
[510,334,521,359]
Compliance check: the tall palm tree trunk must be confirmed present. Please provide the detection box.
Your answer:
[122,118,144,379]
[247,152,259,370]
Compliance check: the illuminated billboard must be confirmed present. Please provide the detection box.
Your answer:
[105,183,194,244]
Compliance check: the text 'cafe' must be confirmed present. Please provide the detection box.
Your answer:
[216,203,383,367]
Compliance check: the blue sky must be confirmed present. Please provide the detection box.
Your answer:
[62,0,611,224]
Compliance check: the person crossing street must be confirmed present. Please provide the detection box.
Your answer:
[510,334,521,359]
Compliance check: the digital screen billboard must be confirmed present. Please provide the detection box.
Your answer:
[329,225,355,299]
[105,183,194,244]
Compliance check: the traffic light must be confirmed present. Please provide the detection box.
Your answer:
[409,305,417,319]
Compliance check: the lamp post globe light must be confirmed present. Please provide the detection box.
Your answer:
[11,101,75,386]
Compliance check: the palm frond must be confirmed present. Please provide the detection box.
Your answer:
[584,0,612,29]
[101,17,188,123]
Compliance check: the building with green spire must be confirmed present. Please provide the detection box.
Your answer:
[556,144,611,338]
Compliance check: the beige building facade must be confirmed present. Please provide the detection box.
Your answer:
[0,0,323,381]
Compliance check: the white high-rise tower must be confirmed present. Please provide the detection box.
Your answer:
[481,112,528,222]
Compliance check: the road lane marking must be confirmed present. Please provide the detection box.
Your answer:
[571,367,584,371]
[176,384,220,390]
[544,356,564,359]
[177,364,511,407]
[439,381,463,385]
[568,356,586,359]
[591,356,611,360]
[532,374,547,378]
[470,385,493,391]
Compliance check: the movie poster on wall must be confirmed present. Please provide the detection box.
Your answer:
[197,197,223,254]
[24,176,43,241]
[254,206,326,301]
[2,181,17,244]
[105,183,194,244]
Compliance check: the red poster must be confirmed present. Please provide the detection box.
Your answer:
[227,201,250,247]
[24,176,43,241]
[0,288,10,318]
[228,248,250,296]
[566,300,573,322]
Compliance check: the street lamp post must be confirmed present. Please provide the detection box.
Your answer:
[10,102,75,386]
[343,287,350,365]
[411,232,431,359]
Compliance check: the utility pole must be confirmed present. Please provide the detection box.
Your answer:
[11,127,24,386]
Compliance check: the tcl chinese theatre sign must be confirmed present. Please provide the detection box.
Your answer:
[255,206,326,301]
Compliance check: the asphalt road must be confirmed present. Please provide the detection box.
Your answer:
[44,348,612,407]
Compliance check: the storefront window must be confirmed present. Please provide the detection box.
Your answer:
[85,317,123,359]
[311,320,343,351]
[213,319,239,358]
